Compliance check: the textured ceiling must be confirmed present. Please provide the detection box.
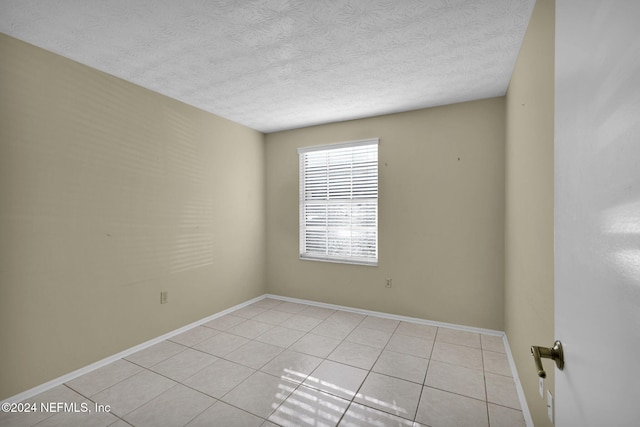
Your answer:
[0,0,535,133]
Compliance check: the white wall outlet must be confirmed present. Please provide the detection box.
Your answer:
[160,291,168,304]
[385,278,392,288]
[547,390,554,423]
[539,377,544,398]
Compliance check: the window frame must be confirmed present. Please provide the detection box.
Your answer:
[298,138,379,266]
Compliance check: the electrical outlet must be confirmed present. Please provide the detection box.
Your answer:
[547,390,554,423]
[385,278,392,288]
[539,377,544,398]
[160,291,168,304]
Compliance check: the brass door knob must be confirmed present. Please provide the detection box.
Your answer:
[531,340,564,378]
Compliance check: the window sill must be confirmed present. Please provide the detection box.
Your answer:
[299,255,378,267]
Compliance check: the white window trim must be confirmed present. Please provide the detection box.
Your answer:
[298,138,379,266]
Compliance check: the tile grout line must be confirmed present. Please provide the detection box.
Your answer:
[480,335,491,427]
[413,325,440,425]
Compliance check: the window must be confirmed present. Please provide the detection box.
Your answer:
[298,138,378,266]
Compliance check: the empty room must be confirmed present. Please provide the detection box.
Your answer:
[1,1,639,426]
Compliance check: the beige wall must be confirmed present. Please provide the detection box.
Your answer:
[504,0,555,426]
[0,34,266,399]
[266,98,505,330]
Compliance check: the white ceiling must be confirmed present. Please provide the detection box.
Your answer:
[0,0,535,133]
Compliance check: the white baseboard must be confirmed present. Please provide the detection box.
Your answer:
[503,334,535,427]
[1,295,265,405]
[3,292,532,427]
[265,293,505,336]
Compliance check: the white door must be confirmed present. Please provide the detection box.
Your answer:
[555,1,640,426]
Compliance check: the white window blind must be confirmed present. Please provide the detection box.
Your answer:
[298,138,378,266]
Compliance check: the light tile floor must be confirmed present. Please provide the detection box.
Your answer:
[1,298,526,427]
